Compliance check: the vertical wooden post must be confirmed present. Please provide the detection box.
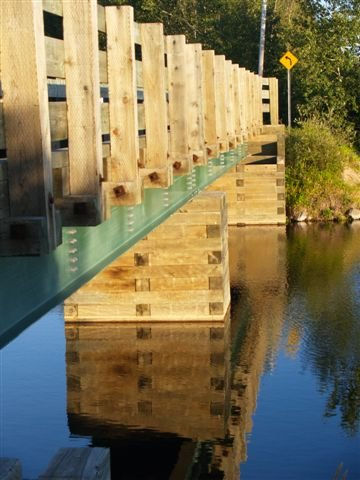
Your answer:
[166,35,192,174]
[0,0,61,255]
[269,77,279,125]
[201,50,219,160]
[103,5,142,210]
[255,74,262,134]
[238,68,248,141]
[141,22,172,187]
[62,0,103,224]
[225,60,236,149]
[232,66,242,144]
[248,72,256,138]
[214,55,228,152]
[186,43,206,165]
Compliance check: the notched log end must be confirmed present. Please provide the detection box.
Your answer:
[148,172,159,182]
[113,185,127,198]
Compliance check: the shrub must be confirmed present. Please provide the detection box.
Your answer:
[286,118,360,220]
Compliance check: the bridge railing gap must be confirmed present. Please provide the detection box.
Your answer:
[0,0,280,256]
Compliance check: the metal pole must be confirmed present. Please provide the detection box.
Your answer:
[287,68,291,127]
[258,0,267,76]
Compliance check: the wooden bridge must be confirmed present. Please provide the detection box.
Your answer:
[0,1,285,347]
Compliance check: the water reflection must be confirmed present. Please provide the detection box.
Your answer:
[63,223,360,478]
[66,319,231,477]
[65,226,287,478]
[287,223,360,436]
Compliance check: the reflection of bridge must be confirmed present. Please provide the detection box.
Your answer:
[65,226,287,478]
[0,1,285,346]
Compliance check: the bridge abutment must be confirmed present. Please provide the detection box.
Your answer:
[65,191,230,323]
[207,126,286,225]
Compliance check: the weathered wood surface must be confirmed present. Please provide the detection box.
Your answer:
[140,22,171,187]
[207,132,286,225]
[186,43,206,165]
[201,50,219,159]
[214,56,228,152]
[269,77,279,125]
[166,35,192,174]
[103,6,142,210]
[65,191,230,321]
[62,0,102,198]
[0,0,61,254]
[39,448,110,480]
[0,459,21,480]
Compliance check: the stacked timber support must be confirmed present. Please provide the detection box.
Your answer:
[65,192,230,321]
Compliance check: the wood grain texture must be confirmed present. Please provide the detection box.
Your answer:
[214,55,228,152]
[269,77,279,125]
[105,6,139,184]
[141,23,169,172]
[201,50,219,158]
[62,0,103,196]
[0,0,60,252]
[65,192,230,321]
[39,447,110,480]
[166,35,191,173]
[186,43,205,164]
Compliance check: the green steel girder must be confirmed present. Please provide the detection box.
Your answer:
[0,147,246,348]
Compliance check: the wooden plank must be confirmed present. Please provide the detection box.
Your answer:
[105,6,139,185]
[269,77,279,125]
[201,50,218,159]
[45,36,144,86]
[166,35,191,174]
[62,0,103,216]
[238,67,248,140]
[232,65,242,141]
[43,0,62,16]
[214,55,228,152]
[225,60,236,148]
[0,458,22,480]
[186,43,206,165]
[39,447,110,480]
[48,101,145,142]
[0,0,60,253]
[140,22,170,186]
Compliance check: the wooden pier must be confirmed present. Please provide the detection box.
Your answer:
[0,0,285,341]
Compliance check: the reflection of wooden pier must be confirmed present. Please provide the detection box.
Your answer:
[66,316,230,442]
[0,1,285,344]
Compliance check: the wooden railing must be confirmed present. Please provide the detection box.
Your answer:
[0,0,279,255]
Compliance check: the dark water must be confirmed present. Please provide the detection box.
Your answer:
[1,224,359,479]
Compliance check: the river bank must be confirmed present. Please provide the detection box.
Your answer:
[285,120,360,223]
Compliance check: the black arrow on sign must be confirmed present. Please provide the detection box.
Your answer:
[285,55,292,66]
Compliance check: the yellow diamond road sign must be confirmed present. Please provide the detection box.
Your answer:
[280,50,298,70]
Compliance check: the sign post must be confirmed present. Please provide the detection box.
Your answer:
[279,50,298,127]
